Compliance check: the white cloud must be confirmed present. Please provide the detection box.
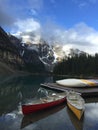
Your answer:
[14,18,40,32]
[11,18,41,33]
[42,22,98,54]
[11,18,41,44]
[0,0,44,28]
[11,18,98,54]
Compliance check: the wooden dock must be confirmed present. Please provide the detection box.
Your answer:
[41,83,98,97]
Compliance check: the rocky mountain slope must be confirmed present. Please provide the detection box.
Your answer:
[0,26,55,74]
[0,26,87,75]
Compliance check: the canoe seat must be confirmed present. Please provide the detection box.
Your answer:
[40,98,48,103]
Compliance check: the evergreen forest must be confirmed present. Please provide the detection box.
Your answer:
[53,53,98,76]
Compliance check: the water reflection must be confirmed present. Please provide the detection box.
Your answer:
[0,75,53,115]
[67,107,84,130]
[0,111,23,130]
[0,75,98,130]
[21,106,71,130]
[21,103,66,129]
[84,103,98,130]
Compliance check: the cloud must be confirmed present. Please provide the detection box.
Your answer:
[0,0,44,28]
[63,23,98,45]
[14,18,40,32]
[42,22,98,54]
[72,0,89,8]
[11,18,41,44]
[0,8,15,26]
[0,0,98,55]
[72,0,97,8]
[10,16,98,54]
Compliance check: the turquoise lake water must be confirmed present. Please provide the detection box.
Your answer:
[0,75,98,130]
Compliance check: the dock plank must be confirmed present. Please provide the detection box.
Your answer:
[41,83,98,97]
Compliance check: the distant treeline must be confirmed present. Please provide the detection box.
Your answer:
[53,53,98,76]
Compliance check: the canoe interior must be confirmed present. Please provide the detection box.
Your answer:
[67,101,84,120]
[67,91,85,120]
[22,92,67,115]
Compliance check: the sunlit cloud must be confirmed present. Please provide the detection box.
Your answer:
[42,22,98,54]
[11,18,41,44]
[11,17,98,54]
[14,18,40,32]
[0,0,98,58]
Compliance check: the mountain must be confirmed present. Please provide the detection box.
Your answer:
[0,26,55,74]
[9,35,55,72]
[64,48,88,58]
[0,26,88,75]
[0,27,24,73]
[0,61,14,75]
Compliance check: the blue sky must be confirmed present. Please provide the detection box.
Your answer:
[1,0,98,54]
[1,0,98,30]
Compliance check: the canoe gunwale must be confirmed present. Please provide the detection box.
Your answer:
[22,92,67,115]
[66,91,85,120]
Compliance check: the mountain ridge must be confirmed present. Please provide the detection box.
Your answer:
[0,26,55,74]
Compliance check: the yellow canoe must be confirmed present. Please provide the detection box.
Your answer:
[67,91,85,120]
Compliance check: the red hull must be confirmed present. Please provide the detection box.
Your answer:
[22,97,66,115]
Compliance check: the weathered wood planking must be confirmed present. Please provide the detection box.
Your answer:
[41,83,98,97]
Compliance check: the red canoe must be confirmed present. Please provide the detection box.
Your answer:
[22,92,67,115]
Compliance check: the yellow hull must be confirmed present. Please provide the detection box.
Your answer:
[67,102,84,120]
[81,79,96,86]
